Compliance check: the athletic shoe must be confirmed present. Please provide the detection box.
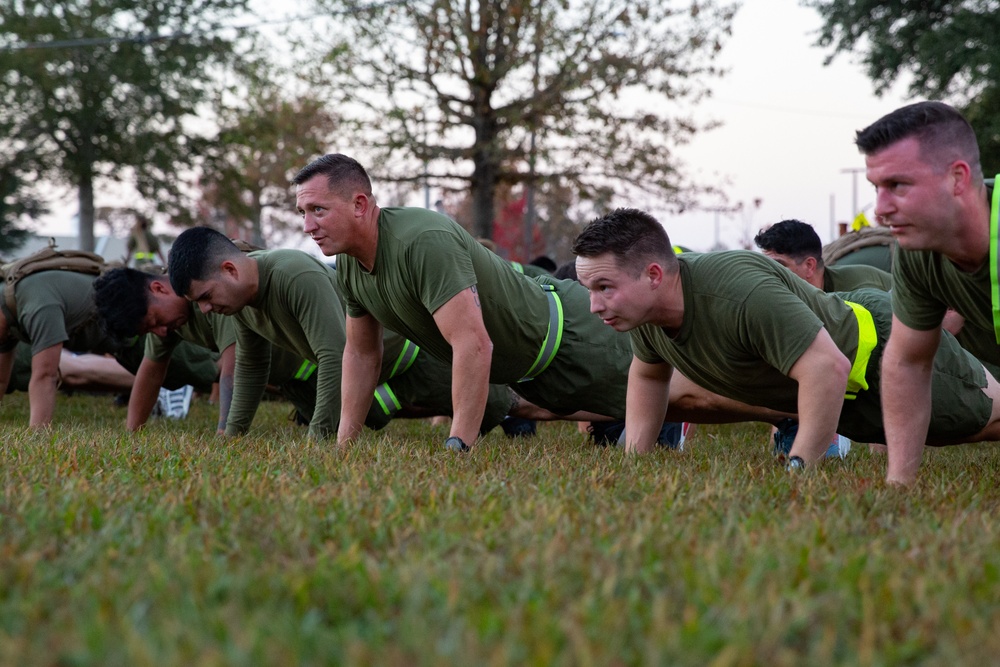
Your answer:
[589,420,625,446]
[772,418,798,457]
[500,416,537,438]
[824,435,852,459]
[158,385,194,419]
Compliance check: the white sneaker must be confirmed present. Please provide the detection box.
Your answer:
[824,434,852,459]
[158,385,194,419]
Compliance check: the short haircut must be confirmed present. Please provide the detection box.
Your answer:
[93,268,157,341]
[291,154,373,200]
[168,226,241,297]
[753,219,823,263]
[552,260,578,282]
[855,101,983,182]
[572,208,677,277]
[529,255,558,273]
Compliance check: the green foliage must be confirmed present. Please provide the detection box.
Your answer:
[0,0,254,250]
[196,56,338,247]
[4,392,1000,664]
[306,0,736,239]
[807,0,1000,176]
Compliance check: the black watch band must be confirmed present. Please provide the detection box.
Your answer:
[445,436,470,452]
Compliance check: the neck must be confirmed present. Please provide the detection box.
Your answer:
[356,204,381,272]
[652,269,685,331]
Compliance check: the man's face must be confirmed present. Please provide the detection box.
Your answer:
[297,174,357,257]
[576,253,651,332]
[140,283,191,336]
[865,136,959,251]
[762,251,818,287]
[185,267,250,316]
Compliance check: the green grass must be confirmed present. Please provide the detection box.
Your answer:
[2,392,1000,666]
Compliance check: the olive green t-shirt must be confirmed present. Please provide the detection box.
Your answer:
[822,264,892,292]
[336,207,552,384]
[630,250,859,414]
[891,245,1000,369]
[0,271,118,356]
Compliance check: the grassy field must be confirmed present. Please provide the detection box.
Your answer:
[2,392,1000,666]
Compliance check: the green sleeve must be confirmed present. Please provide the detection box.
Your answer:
[891,246,947,330]
[225,324,271,436]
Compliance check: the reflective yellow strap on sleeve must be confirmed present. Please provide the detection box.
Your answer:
[519,284,564,382]
[842,300,877,399]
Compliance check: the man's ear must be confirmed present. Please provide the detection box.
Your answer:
[801,256,818,278]
[150,279,170,295]
[354,192,372,217]
[219,259,239,279]
[647,262,664,288]
[950,160,973,195]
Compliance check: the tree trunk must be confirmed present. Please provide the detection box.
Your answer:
[470,114,500,240]
[77,170,95,252]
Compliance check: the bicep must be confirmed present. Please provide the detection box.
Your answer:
[31,343,63,377]
[345,313,383,355]
[432,287,489,346]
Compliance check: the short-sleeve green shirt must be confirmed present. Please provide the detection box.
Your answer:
[0,271,118,356]
[890,242,1000,372]
[823,264,892,292]
[630,251,859,414]
[336,207,553,384]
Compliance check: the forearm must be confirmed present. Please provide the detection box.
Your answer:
[216,345,236,434]
[624,362,671,454]
[0,351,14,401]
[128,358,169,431]
[448,344,492,445]
[27,372,59,427]
[882,348,933,484]
[338,348,380,444]
[788,377,845,462]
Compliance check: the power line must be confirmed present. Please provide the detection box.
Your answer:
[0,1,407,52]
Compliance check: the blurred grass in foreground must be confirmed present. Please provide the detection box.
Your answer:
[2,392,1000,666]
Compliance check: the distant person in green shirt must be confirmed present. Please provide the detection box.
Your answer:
[572,208,1000,475]
[857,101,1000,484]
[754,219,892,292]
[0,270,123,427]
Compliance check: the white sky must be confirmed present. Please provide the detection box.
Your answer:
[32,0,915,255]
[662,0,912,251]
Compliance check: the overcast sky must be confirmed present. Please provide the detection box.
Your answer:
[661,0,913,251]
[36,0,916,255]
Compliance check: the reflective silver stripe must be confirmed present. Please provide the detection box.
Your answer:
[519,284,564,382]
[373,382,401,415]
[390,339,420,378]
[294,360,317,381]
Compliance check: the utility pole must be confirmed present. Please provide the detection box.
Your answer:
[841,167,865,219]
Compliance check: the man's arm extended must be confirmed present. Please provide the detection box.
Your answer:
[432,286,493,446]
[128,356,170,431]
[0,348,14,402]
[216,343,236,435]
[881,316,939,485]
[337,313,383,445]
[624,356,673,454]
[786,328,851,463]
[28,343,63,427]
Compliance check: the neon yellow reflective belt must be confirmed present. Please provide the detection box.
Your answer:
[842,300,877,400]
[510,261,524,273]
[373,382,402,416]
[294,360,317,381]
[519,284,564,382]
[990,175,1000,343]
[135,252,154,260]
[672,245,685,255]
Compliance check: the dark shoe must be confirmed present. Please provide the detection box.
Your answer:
[500,416,536,438]
[773,418,799,457]
[589,420,625,446]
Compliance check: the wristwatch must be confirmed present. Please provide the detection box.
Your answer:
[787,455,805,471]
[444,436,470,452]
